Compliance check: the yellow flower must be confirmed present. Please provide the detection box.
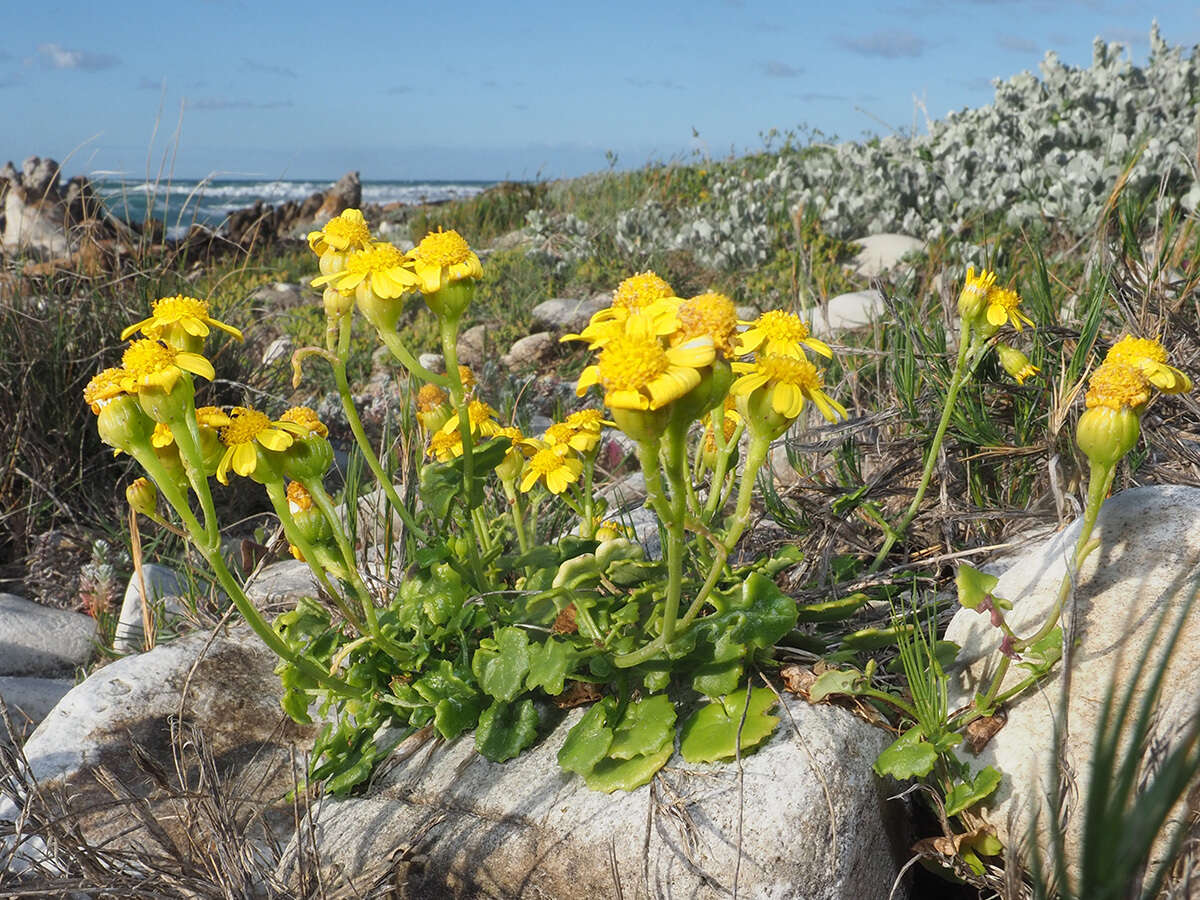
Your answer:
[121,295,244,348]
[1104,336,1192,394]
[427,428,463,462]
[673,291,738,357]
[983,286,1034,332]
[519,441,583,494]
[1084,360,1152,412]
[996,344,1039,385]
[564,408,611,434]
[409,229,483,295]
[562,297,679,348]
[731,353,847,423]
[576,318,715,411]
[735,310,832,359]
[494,425,526,481]
[308,209,373,263]
[457,364,477,391]
[957,267,997,321]
[151,422,174,448]
[1077,360,1149,467]
[279,405,329,437]
[542,421,602,454]
[441,400,502,438]
[312,241,414,300]
[120,339,215,396]
[612,271,674,310]
[286,480,314,513]
[83,367,129,413]
[215,406,307,485]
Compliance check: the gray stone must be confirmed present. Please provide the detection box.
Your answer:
[849,233,925,278]
[456,324,489,369]
[812,289,886,335]
[113,564,186,654]
[261,335,293,367]
[250,281,310,309]
[276,695,905,899]
[0,594,96,677]
[244,560,318,610]
[531,296,609,333]
[3,188,71,256]
[500,331,556,370]
[0,676,73,741]
[735,304,759,321]
[945,485,1200,873]
[417,352,445,373]
[598,470,646,512]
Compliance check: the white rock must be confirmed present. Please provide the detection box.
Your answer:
[417,352,444,372]
[456,324,488,369]
[849,233,925,279]
[113,564,185,654]
[0,676,73,741]
[945,485,1200,872]
[530,296,609,333]
[500,331,556,370]
[0,594,96,676]
[244,560,318,610]
[812,290,886,335]
[261,335,293,367]
[275,695,906,899]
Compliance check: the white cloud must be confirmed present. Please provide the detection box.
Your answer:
[37,42,119,71]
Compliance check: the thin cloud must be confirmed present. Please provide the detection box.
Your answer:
[764,60,804,78]
[962,76,996,91]
[998,33,1039,52]
[136,76,165,91]
[839,30,930,59]
[37,42,120,71]
[240,58,297,78]
[185,97,294,110]
[386,85,411,95]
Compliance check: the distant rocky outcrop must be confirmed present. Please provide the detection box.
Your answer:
[220,170,362,249]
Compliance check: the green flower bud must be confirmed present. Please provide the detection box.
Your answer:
[1076,406,1140,468]
[97,394,155,454]
[125,477,158,517]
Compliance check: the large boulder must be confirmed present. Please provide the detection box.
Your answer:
[275,696,908,899]
[945,485,1200,872]
[849,233,925,279]
[315,170,361,220]
[0,593,96,676]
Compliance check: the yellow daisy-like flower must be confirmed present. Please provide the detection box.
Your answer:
[673,291,738,357]
[1104,336,1192,394]
[612,271,675,311]
[519,441,584,494]
[564,408,611,434]
[308,209,373,261]
[562,297,679,348]
[441,400,502,439]
[1084,360,1153,412]
[996,344,1039,385]
[215,406,307,485]
[409,229,483,295]
[120,295,244,347]
[542,421,602,454]
[576,318,715,411]
[457,365,477,391]
[735,310,832,359]
[120,339,215,396]
[427,428,463,462]
[312,241,414,300]
[83,367,129,413]
[957,267,998,321]
[196,406,232,429]
[983,286,1034,332]
[279,405,328,437]
[731,353,847,423]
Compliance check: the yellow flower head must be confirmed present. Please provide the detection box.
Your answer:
[410,229,483,295]
[417,383,449,411]
[427,428,463,462]
[286,480,314,513]
[196,406,232,429]
[731,353,847,423]
[125,477,157,517]
[279,405,329,437]
[121,295,244,348]
[613,271,674,311]
[83,367,129,413]
[519,441,583,494]
[957,267,998,321]
[996,344,1039,385]
[457,364,477,391]
[562,297,679,349]
[215,406,307,485]
[312,241,414,300]
[120,339,215,396]
[575,317,715,411]
[984,286,1034,332]
[735,310,832,360]
[673,291,738,357]
[1105,335,1192,394]
[308,209,373,259]
[542,420,602,454]
[494,424,526,481]
[441,399,502,438]
[1085,360,1152,412]
[564,408,610,434]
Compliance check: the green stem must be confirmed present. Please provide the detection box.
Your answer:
[870,320,974,573]
[439,317,489,582]
[501,479,530,554]
[659,424,690,647]
[299,477,384,630]
[373,326,450,387]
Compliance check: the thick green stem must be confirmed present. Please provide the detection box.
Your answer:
[373,326,450,387]
[439,317,489,582]
[870,320,974,573]
[501,479,530,554]
[659,425,690,646]
[298,478,383,629]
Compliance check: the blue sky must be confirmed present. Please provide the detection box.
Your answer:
[3,1,1197,182]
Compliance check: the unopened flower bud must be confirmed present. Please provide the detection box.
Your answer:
[1076,405,1140,468]
[996,344,1039,385]
[126,477,158,517]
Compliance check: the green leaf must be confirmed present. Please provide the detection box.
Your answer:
[558,697,616,775]
[526,637,577,695]
[418,462,461,520]
[873,727,937,779]
[679,687,780,763]
[690,629,745,698]
[413,660,484,741]
[955,564,999,611]
[944,765,1003,817]
[840,624,914,651]
[475,699,539,762]
[1017,626,1062,677]
[795,592,869,623]
[808,667,865,702]
[607,695,675,760]
[583,742,674,793]
[472,626,531,702]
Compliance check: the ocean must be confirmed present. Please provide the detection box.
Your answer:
[91,177,494,238]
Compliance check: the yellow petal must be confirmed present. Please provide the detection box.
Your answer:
[232,442,258,476]
[182,318,210,337]
[257,428,294,452]
[121,316,153,340]
[176,352,215,382]
[803,336,834,359]
[216,447,235,485]
[606,388,650,410]
[986,305,1007,327]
